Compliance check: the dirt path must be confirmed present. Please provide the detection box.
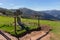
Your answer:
[0,31,17,40]
[0,30,51,40]
[0,34,6,40]
[20,25,51,40]
[20,31,51,40]
[40,33,51,40]
[0,31,51,40]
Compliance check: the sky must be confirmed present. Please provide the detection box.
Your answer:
[0,0,60,11]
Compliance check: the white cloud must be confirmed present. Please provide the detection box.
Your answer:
[0,3,3,5]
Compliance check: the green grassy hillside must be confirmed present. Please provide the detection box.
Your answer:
[0,16,39,36]
[0,16,60,40]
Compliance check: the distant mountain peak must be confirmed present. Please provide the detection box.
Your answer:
[0,7,60,20]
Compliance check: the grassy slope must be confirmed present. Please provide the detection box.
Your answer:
[22,18,60,34]
[0,16,14,32]
[0,16,38,36]
[40,20,60,40]
[0,16,26,36]
[0,16,60,39]
[40,20,60,33]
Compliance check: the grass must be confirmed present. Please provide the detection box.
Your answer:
[40,20,60,40]
[0,16,60,39]
[0,16,38,36]
[40,20,60,33]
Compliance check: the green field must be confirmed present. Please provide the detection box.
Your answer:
[0,16,39,36]
[0,16,60,39]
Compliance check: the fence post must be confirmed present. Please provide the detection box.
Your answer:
[38,15,40,27]
[14,16,17,35]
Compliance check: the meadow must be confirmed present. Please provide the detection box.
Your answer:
[0,16,39,36]
[0,16,60,40]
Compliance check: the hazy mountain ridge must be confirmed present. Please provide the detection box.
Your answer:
[0,8,60,20]
[19,8,60,20]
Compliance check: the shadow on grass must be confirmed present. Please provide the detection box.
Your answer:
[14,27,41,38]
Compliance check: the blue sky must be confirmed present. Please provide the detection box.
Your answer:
[0,0,60,11]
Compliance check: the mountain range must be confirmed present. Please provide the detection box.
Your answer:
[19,8,60,20]
[0,8,60,20]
